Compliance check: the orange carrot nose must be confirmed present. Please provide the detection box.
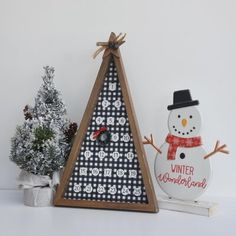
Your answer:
[182,118,187,127]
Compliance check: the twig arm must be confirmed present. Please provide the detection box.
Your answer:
[204,140,229,159]
[143,134,162,154]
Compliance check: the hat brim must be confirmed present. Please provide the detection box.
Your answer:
[167,100,199,110]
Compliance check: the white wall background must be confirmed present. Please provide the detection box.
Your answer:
[0,0,235,197]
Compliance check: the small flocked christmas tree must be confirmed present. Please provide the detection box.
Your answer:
[10,66,77,177]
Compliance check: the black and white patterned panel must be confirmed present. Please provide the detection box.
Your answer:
[64,58,148,204]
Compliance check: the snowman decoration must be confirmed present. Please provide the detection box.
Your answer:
[144,90,229,201]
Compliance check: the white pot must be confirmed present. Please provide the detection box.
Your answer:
[23,187,53,207]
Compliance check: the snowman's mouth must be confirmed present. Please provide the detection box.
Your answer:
[172,125,196,136]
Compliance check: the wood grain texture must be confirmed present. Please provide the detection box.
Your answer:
[54,32,158,213]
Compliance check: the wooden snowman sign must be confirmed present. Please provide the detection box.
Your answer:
[144,90,229,215]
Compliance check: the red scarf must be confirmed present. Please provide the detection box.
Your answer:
[166,134,202,160]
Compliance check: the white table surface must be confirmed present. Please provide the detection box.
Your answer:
[0,190,235,236]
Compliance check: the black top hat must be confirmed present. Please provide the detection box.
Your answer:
[167,89,199,110]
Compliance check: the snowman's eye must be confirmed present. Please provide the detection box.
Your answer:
[189,115,193,119]
[178,115,181,118]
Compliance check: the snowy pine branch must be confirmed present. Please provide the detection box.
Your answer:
[10,67,77,176]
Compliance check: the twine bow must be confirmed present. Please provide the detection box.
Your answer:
[93,33,126,59]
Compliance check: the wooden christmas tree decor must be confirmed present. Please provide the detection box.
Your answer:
[54,33,158,212]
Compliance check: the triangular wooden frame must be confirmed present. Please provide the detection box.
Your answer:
[54,33,158,212]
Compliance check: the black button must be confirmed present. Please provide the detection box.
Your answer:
[108,42,119,49]
[180,153,185,159]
